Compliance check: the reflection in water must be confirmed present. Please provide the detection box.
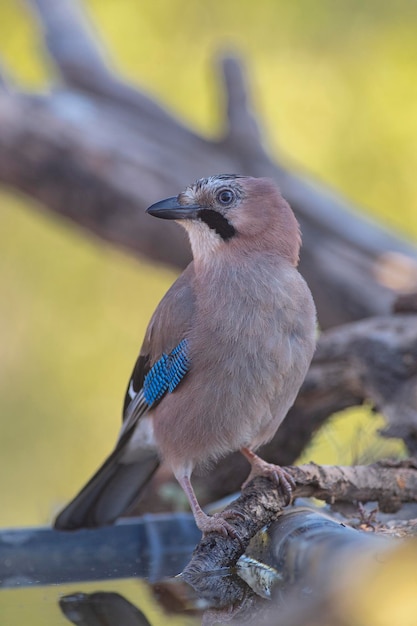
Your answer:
[58,558,284,625]
[60,592,151,626]
[58,581,253,626]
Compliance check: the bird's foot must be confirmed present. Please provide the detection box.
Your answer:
[196,510,244,543]
[242,459,295,505]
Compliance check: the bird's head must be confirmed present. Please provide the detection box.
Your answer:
[147,175,301,266]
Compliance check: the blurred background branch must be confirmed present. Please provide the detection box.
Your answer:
[0,0,416,329]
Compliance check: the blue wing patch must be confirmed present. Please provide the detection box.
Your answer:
[143,339,190,407]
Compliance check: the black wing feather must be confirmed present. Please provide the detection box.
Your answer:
[122,354,150,417]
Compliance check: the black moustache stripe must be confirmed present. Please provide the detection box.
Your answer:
[198,209,236,240]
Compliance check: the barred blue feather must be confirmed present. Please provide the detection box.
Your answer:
[143,339,190,406]
[169,340,190,392]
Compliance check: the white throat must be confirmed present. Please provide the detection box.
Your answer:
[179,220,222,264]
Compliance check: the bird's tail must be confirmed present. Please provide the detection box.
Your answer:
[54,446,160,530]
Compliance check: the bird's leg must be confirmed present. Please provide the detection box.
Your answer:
[176,474,242,539]
[240,447,295,504]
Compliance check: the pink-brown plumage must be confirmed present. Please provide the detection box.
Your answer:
[55,175,316,536]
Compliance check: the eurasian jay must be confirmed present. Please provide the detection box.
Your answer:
[55,174,316,536]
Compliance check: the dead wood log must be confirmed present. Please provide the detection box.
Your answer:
[182,460,417,576]
[182,507,396,625]
[0,0,415,330]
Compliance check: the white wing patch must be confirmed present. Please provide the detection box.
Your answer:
[127,379,137,400]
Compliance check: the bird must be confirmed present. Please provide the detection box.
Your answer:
[54,174,316,536]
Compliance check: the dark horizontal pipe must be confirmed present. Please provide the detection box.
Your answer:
[0,513,200,588]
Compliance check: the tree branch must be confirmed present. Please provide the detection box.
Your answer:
[293,460,417,509]
[29,0,110,78]
[0,93,191,268]
[183,460,417,577]
[221,56,265,154]
[282,313,417,459]
[28,0,200,138]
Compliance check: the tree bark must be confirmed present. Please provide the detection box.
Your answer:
[183,460,417,577]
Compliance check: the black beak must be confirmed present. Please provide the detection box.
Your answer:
[146,196,200,220]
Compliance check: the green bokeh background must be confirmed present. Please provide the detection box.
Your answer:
[1,0,416,530]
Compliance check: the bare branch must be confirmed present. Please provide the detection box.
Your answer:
[293,460,417,509]
[184,507,396,626]
[221,56,264,153]
[27,0,199,138]
[28,0,112,81]
[0,93,192,268]
[282,313,417,458]
[182,477,289,576]
[1,80,416,327]
[183,459,417,576]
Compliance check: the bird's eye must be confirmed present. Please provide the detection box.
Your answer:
[216,189,235,206]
